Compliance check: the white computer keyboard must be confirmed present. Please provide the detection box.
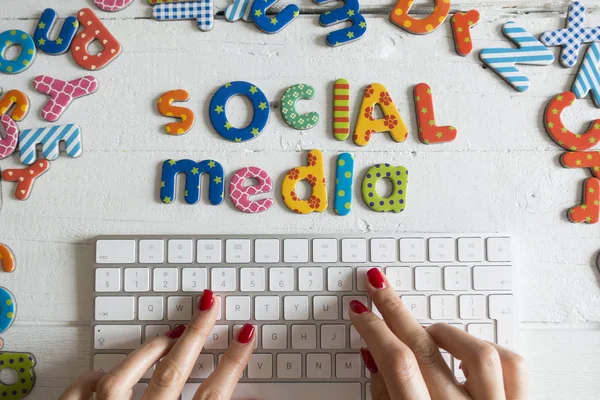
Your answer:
[92,234,516,400]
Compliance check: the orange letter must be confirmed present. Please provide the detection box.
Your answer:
[157,89,195,135]
[390,0,451,34]
[414,83,457,144]
[545,92,600,151]
[71,8,122,70]
[0,90,30,121]
[568,178,599,224]
[281,149,327,214]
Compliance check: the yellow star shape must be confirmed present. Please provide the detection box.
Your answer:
[168,159,177,166]
[587,154,593,160]
[258,102,268,110]
[270,17,278,25]
[208,160,216,168]
[576,159,582,165]
[594,123,600,130]
[214,105,224,114]
[251,128,260,136]
[191,167,199,175]
[235,138,242,142]
[255,9,262,17]
[249,86,258,94]
[590,187,596,194]
[38,22,46,29]
[214,176,222,184]
[347,9,355,16]
[359,21,366,29]
[347,31,354,39]
[224,122,233,130]
[72,21,78,28]
[160,181,165,188]
[225,82,232,88]
[56,37,63,45]
[38,38,46,46]
[184,190,189,197]
[293,11,299,17]
[163,196,172,204]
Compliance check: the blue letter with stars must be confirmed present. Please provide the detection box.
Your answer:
[209,81,270,142]
[33,8,79,55]
[251,0,299,34]
[160,159,225,205]
[315,0,366,46]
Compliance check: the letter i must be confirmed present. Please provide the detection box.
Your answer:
[333,79,351,141]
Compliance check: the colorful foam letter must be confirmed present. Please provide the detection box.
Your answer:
[33,75,99,122]
[2,160,50,201]
[362,164,408,213]
[450,10,480,56]
[0,90,30,121]
[333,79,351,141]
[209,81,270,142]
[390,0,451,34]
[540,1,600,67]
[572,43,600,107]
[414,83,457,144]
[315,0,366,46]
[94,0,135,12]
[157,89,195,135]
[0,30,36,74]
[334,153,354,216]
[0,287,16,334]
[225,0,254,22]
[0,114,19,160]
[33,9,79,55]
[544,92,600,151]
[229,166,274,213]
[18,124,82,165]
[561,151,600,178]
[0,352,36,399]
[480,21,554,92]
[153,1,215,31]
[353,83,408,146]
[71,8,122,70]
[280,84,320,130]
[0,244,16,273]
[281,150,327,214]
[568,177,600,224]
[160,159,224,205]
[251,0,299,33]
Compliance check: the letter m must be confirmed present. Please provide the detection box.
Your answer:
[160,159,225,205]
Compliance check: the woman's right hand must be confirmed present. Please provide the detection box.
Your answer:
[350,268,527,400]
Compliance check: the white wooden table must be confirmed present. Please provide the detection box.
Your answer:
[1,1,599,398]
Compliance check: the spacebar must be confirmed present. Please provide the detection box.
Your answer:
[182,383,362,400]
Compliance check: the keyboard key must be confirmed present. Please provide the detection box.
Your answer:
[468,323,494,342]
[473,266,512,291]
[255,296,280,321]
[277,354,302,378]
[197,239,222,263]
[139,240,165,264]
[255,239,280,263]
[226,296,251,321]
[190,354,214,379]
[350,325,366,350]
[182,268,208,292]
[248,354,273,379]
[93,353,126,372]
[270,268,295,292]
[298,268,324,291]
[132,383,147,400]
[401,295,427,320]
[291,325,317,349]
[96,268,121,292]
[441,352,453,370]
[205,325,229,349]
[95,297,134,321]
[489,294,515,348]
[320,325,345,349]
[168,239,193,264]
[487,237,512,262]
[240,268,266,292]
[211,268,237,292]
[415,266,441,291]
[341,238,367,263]
[444,266,469,291]
[336,353,361,378]
[96,240,136,264]
[306,354,332,378]
[370,238,396,262]
[139,296,164,321]
[153,268,178,292]
[284,239,309,263]
[357,267,378,292]
[342,296,368,320]
[226,239,251,263]
[385,267,411,291]
[262,325,287,349]
[124,268,150,292]
[327,267,352,291]
[430,295,457,320]
[399,238,425,262]
[312,239,338,263]
[168,296,192,320]
[94,325,141,349]
[459,295,486,320]
[233,324,258,349]
[428,238,455,262]
[313,296,339,320]
[182,383,361,400]
[457,237,484,262]
[145,324,170,341]
[284,296,309,320]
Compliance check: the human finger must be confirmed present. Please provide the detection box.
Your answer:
[58,371,104,400]
[488,343,528,400]
[361,348,390,400]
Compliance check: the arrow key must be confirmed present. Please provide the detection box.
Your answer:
[473,266,512,291]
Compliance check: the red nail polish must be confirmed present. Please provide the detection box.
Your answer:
[237,324,255,344]
[361,348,378,374]
[165,325,185,339]
[367,268,386,289]
[349,300,369,314]
[198,289,214,311]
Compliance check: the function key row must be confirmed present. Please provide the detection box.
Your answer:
[96,237,512,265]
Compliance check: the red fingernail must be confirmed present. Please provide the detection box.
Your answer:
[165,325,185,339]
[361,348,378,374]
[367,268,386,289]
[237,324,255,344]
[349,300,369,314]
[198,289,214,311]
